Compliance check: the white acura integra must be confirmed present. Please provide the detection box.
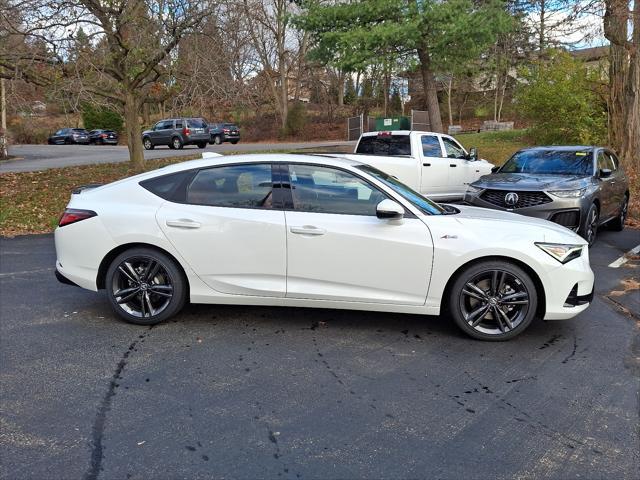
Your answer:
[55,154,594,340]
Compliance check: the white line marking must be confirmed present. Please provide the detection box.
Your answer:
[608,244,640,268]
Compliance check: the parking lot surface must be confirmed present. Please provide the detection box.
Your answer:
[1,142,355,173]
[1,230,638,479]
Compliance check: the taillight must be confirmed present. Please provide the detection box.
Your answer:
[223,129,230,133]
[183,127,190,136]
[59,208,97,227]
[100,133,107,138]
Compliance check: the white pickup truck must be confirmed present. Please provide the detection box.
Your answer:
[341,130,495,201]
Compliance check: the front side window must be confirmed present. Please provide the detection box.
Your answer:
[604,151,618,171]
[442,137,467,159]
[288,164,387,216]
[421,135,442,157]
[186,164,273,208]
[597,151,614,172]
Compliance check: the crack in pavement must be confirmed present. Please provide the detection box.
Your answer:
[83,328,152,480]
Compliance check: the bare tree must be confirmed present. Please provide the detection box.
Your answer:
[1,0,215,169]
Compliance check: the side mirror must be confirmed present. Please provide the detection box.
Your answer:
[599,168,612,178]
[468,147,478,161]
[376,199,405,220]
[491,166,500,173]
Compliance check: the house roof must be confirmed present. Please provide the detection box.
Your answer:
[570,46,609,61]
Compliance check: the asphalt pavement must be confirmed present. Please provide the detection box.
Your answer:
[0,229,639,479]
[1,142,355,173]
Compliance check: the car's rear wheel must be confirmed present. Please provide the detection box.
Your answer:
[448,260,538,341]
[197,142,207,149]
[213,135,222,145]
[230,140,239,144]
[609,195,628,231]
[143,137,154,150]
[580,203,599,246]
[172,136,183,150]
[105,248,186,325]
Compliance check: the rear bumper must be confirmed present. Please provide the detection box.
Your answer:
[185,134,210,144]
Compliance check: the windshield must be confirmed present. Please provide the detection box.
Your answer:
[500,150,594,175]
[356,164,445,215]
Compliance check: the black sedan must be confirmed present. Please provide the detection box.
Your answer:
[464,146,630,245]
[88,129,118,145]
[48,128,90,145]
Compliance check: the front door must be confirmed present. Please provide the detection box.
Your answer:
[419,134,449,197]
[441,136,470,197]
[283,163,433,305]
[156,163,287,297]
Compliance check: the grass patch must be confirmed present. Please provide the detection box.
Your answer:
[455,129,532,165]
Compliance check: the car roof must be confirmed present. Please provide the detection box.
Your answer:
[360,130,441,137]
[519,145,596,152]
[141,154,362,179]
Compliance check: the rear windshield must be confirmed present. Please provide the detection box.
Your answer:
[188,118,208,128]
[223,123,237,129]
[356,135,411,156]
[500,150,594,176]
[72,129,88,133]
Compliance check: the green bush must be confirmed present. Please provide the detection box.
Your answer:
[283,102,307,136]
[81,104,124,132]
[515,50,606,145]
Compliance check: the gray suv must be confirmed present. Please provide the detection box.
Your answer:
[464,146,629,245]
[142,118,209,150]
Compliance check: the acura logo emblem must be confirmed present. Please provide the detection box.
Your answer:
[504,192,519,207]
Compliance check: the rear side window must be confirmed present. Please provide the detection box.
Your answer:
[356,135,411,156]
[140,171,194,201]
[186,164,273,209]
[421,135,442,157]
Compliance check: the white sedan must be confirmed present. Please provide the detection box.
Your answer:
[55,154,594,340]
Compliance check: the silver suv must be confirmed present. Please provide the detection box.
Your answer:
[142,118,209,150]
[464,146,629,246]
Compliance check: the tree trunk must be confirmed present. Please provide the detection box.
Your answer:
[417,46,443,133]
[142,102,150,126]
[447,76,453,126]
[0,76,7,160]
[124,92,144,171]
[337,70,344,107]
[539,0,546,51]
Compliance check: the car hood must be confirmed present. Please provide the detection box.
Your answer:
[472,173,588,190]
[445,204,587,244]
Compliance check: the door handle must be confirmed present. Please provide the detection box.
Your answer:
[423,163,431,167]
[449,164,457,167]
[166,219,201,229]
[290,225,326,236]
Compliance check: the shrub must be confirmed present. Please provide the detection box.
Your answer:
[515,50,606,145]
[81,104,124,132]
[283,102,307,137]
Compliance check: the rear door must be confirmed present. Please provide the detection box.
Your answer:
[604,150,626,218]
[282,163,433,305]
[156,163,287,297]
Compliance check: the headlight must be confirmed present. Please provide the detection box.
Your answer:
[548,188,586,198]
[466,185,483,194]
[535,242,584,264]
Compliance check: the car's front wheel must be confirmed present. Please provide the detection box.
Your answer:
[448,260,538,341]
[105,248,187,325]
[580,203,599,246]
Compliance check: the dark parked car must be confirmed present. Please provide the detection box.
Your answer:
[142,118,209,150]
[464,146,629,245]
[89,129,118,145]
[48,128,90,145]
[209,122,240,145]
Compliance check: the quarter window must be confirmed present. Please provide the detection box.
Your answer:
[442,137,467,159]
[288,164,387,216]
[421,135,442,157]
[186,164,273,208]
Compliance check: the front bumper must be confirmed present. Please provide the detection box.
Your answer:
[464,192,584,230]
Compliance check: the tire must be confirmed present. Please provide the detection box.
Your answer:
[579,203,599,246]
[213,135,222,145]
[172,136,184,150]
[230,140,239,145]
[105,247,187,326]
[197,142,207,149]
[609,194,628,231]
[143,137,154,150]
[448,260,538,341]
